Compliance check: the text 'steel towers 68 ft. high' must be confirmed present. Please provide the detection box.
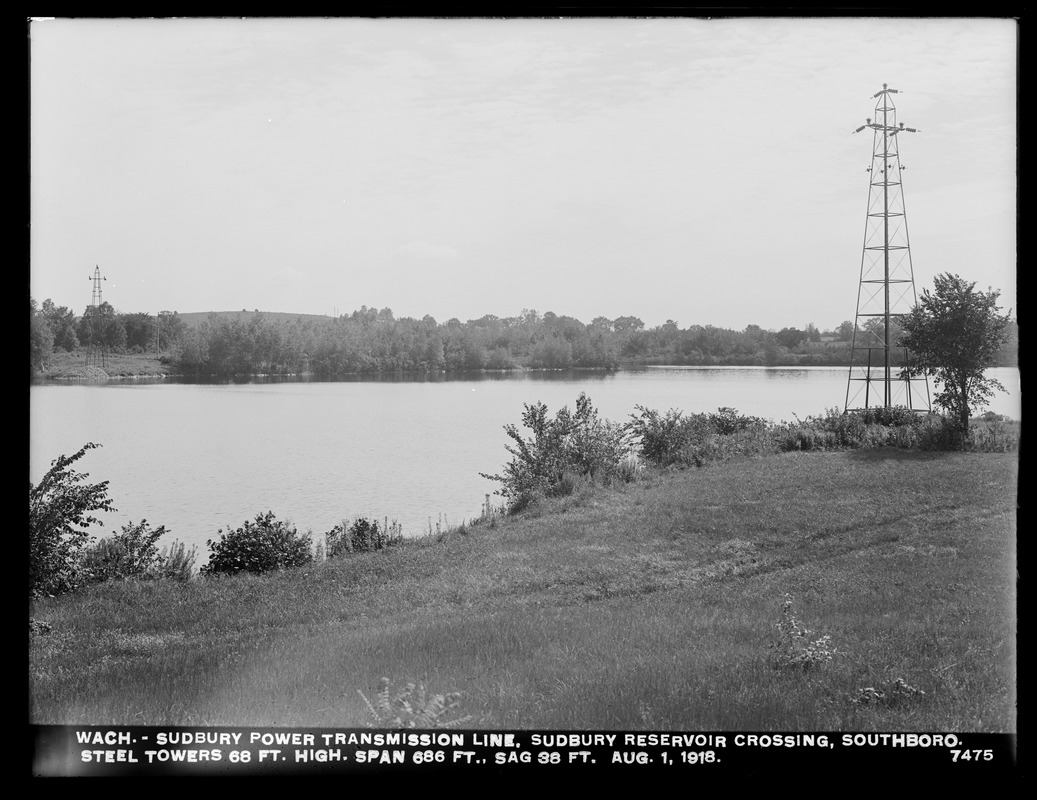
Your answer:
[844,85,931,413]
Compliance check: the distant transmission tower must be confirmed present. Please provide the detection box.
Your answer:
[844,84,931,412]
[85,265,108,369]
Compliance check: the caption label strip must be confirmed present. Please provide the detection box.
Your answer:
[32,727,1016,775]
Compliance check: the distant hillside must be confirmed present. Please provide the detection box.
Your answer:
[174,310,334,327]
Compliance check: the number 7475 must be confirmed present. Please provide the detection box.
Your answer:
[950,749,993,762]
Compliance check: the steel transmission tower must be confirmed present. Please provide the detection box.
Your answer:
[844,85,931,413]
[85,265,108,369]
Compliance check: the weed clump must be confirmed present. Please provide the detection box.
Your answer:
[29,618,52,636]
[850,678,927,707]
[616,451,645,483]
[768,593,836,671]
[325,517,403,559]
[358,677,472,729]
[157,540,199,582]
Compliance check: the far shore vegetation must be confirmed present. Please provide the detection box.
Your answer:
[30,301,1020,381]
[30,397,1018,731]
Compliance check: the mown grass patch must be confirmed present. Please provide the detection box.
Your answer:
[41,351,175,379]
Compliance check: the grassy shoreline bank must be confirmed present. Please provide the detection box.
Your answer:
[29,448,1017,731]
[35,350,872,381]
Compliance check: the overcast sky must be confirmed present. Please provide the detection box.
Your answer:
[29,17,1017,332]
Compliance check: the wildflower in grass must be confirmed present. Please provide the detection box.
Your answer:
[768,593,836,670]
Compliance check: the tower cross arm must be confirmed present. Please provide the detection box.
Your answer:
[857,121,920,134]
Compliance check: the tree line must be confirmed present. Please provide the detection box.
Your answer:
[30,298,188,373]
[30,298,1016,378]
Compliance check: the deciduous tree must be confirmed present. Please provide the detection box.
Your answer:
[30,299,54,374]
[30,443,115,597]
[898,273,1014,434]
[41,299,80,351]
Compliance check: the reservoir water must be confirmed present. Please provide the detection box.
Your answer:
[29,366,1020,562]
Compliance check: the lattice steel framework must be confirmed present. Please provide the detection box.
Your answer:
[844,85,931,412]
[85,265,108,369]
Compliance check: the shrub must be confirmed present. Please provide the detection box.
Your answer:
[325,516,404,559]
[856,406,923,428]
[710,423,779,461]
[709,406,768,435]
[860,423,892,449]
[29,443,115,597]
[799,407,867,449]
[626,406,704,466]
[481,393,630,512]
[201,511,314,575]
[630,407,692,465]
[780,424,821,452]
[776,406,946,453]
[629,405,775,467]
[81,519,166,582]
[80,519,197,583]
[966,414,1019,453]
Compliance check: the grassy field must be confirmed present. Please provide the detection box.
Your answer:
[29,449,1016,732]
[39,350,174,379]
